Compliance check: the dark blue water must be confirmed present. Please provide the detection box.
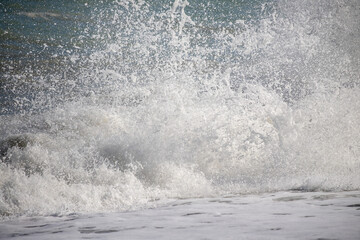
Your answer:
[1,0,272,114]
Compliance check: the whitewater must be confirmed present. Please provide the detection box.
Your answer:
[0,0,359,238]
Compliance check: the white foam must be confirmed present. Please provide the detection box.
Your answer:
[1,0,359,217]
[1,191,359,239]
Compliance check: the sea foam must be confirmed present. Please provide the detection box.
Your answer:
[0,0,359,217]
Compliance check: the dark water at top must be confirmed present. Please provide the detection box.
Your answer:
[1,0,264,71]
[1,0,271,114]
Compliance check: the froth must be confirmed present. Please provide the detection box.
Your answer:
[1,0,359,217]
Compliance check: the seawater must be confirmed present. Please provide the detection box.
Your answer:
[0,0,359,217]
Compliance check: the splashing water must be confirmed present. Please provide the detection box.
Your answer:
[0,0,359,217]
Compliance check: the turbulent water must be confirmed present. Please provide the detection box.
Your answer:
[0,0,359,217]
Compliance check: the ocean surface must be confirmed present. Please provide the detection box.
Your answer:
[0,0,360,219]
[1,191,359,239]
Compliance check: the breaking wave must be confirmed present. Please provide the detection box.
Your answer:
[0,0,359,217]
